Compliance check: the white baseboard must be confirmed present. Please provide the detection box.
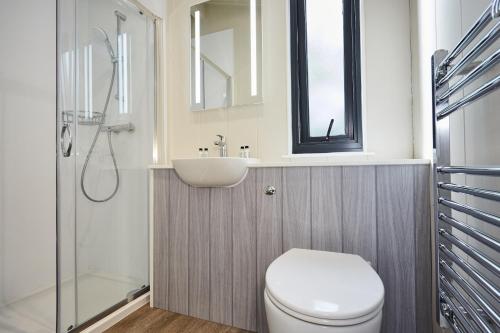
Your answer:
[81,293,150,333]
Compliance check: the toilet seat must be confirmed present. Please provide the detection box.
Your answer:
[265,249,384,327]
[265,288,383,326]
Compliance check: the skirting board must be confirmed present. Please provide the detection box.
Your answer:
[81,293,150,333]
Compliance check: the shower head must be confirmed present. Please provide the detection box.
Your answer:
[93,27,116,61]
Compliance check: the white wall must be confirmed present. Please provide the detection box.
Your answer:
[409,0,436,159]
[165,0,415,163]
[139,0,166,18]
[362,0,414,159]
[0,0,56,309]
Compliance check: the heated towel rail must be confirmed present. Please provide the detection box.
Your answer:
[432,1,500,332]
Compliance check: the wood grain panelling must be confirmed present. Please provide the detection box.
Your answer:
[232,170,257,331]
[376,166,416,333]
[283,167,311,251]
[153,169,169,309]
[188,187,210,320]
[210,188,233,325]
[414,165,432,333]
[168,171,189,315]
[311,167,342,252]
[342,166,377,267]
[255,168,283,333]
[152,164,432,333]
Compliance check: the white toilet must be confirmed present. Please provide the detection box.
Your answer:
[264,249,384,333]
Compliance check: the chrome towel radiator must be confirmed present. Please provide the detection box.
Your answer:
[432,1,500,332]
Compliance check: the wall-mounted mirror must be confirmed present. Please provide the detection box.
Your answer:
[190,0,262,111]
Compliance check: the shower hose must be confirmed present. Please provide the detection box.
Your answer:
[80,62,120,203]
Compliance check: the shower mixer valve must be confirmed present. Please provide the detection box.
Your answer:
[101,123,135,134]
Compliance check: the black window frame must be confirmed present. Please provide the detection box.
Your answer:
[290,0,363,154]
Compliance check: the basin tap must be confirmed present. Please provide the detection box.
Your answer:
[214,134,227,157]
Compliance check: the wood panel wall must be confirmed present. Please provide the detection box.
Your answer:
[153,165,432,333]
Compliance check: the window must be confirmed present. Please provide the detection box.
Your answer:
[290,0,362,153]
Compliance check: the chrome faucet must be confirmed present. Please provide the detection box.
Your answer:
[214,134,227,157]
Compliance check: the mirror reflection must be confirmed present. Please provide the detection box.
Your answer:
[190,0,262,111]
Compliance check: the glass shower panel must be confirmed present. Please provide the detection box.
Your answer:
[1,1,57,333]
[74,0,153,325]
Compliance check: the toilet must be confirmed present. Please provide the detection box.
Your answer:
[264,249,384,333]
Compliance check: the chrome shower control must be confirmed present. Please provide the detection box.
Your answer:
[265,185,276,195]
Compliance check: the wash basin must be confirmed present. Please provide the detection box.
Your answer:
[172,157,259,187]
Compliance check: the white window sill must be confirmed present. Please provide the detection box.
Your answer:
[282,152,374,159]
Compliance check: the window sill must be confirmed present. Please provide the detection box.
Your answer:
[282,152,374,159]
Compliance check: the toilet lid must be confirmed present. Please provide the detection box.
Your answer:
[265,249,384,322]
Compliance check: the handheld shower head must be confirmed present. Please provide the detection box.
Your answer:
[93,27,116,61]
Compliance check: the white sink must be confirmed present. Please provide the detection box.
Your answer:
[172,157,259,187]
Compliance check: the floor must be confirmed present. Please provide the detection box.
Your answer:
[0,273,142,333]
[105,305,253,333]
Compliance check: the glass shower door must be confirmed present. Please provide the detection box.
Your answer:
[58,0,154,330]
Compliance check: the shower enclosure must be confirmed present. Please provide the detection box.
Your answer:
[58,0,157,331]
[0,0,158,332]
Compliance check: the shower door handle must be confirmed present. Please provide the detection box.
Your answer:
[61,123,73,157]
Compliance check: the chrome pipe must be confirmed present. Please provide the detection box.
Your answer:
[437,166,500,176]
[437,20,499,87]
[438,229,500,276]
[114,10,127,21]
[440,260,500,327]
[436,4,493,77]
[438,197,500,228]
[439,244,500,302]
[440,290,476,333]
[438,212,500,252]
[493,0,500,18]
[437,74,500,120]
[441,276,495,333]
[438,182,500,202]
[437,49,500,103]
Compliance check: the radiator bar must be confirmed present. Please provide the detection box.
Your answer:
[438,229,499,277]
[440,260,500,327]
[438,198,500,228]
[437,49,500,103]
[437,21,499,87]
[437,74,500,120]
[437,166,500,176]
[441,276,495,333]
[439,244,500,302]
[440,291,475,333]
[439,213,500,252]
[438,182,500,202]
[436,4,493,76]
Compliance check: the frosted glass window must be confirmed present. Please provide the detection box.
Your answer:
[306,0,345,137]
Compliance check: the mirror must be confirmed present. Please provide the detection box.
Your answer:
[190,0,262,111]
